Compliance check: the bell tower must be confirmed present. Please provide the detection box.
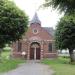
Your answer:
[30,13,41,27]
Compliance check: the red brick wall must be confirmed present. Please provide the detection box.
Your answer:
[23,23,53,40]
[11,23,57,59]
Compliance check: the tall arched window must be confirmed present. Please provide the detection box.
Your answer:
[48,43,52,52]
[18,41,22,52]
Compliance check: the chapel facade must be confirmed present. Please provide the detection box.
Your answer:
[11,13,57,60]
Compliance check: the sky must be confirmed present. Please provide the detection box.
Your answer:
[11,0,64,29]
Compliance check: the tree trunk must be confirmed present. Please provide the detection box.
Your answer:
[69,49,75,62]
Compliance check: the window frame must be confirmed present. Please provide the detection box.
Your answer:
[33,29,38,34]
[48,43,52,52]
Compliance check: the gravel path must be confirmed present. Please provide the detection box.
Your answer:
[1,60,54,75]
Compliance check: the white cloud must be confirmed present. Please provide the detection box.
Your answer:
[11,0,64,29]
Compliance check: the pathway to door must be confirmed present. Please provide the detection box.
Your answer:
[1,61,54,75]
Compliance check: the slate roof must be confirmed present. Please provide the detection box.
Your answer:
[43,27,54,37]
[30,12,41,25]
[30,13,54,37]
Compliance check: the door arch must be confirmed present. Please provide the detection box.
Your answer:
[30,42,41,60]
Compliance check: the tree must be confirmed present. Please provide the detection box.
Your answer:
[43,0,75,62]
[0,0,28,48]
[55,16,75,62]
[43,0,75,14]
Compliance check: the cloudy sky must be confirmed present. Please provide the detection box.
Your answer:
[11,0,64,29]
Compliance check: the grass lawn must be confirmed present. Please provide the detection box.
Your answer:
[0,51,25,73]
[41,57,75,75]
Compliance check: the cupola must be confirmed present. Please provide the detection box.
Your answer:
[30,12,41,25]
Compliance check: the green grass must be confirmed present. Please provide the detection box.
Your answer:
[0,51,25,73]
[41,57,75,75]
[0,59,25,73]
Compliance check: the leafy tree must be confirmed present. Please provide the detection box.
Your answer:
[55,16,75,62]
[0,0,28,49]
[43,0,75,62]
[43,0,75,13]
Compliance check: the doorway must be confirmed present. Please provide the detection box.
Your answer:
[30,42,40,60]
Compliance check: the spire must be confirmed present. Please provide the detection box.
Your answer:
[30,12,41,25]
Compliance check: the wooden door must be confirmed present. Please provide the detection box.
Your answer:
[30,48,34,60]
[36,48,40,59]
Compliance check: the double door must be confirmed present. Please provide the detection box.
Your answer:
[30,48,40,60]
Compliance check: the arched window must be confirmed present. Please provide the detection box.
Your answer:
[18,41,22,52]
[48,43,52,52]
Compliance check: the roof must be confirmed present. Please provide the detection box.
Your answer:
[43,27,54,36]
[30,13,41,25]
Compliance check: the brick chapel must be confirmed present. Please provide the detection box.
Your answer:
[11,13,57,60]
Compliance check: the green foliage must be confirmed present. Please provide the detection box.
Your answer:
[0,59,25,73]
[3,46,11,51]
[55,16,75,50]
[2,44,12,51]
[0,51,25,73]
[1,50,10,58]
[44,0,75,13]
[0,0,28,48]
[63,13,75,22]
